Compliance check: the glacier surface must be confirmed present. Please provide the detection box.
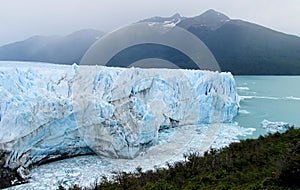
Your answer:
[0,61,239,172]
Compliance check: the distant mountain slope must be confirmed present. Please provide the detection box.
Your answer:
[139,9,300,74]
[178,10,300,74]
[0,29,104,64]
[1,10,300,74]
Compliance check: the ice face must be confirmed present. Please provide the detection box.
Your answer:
[0,62,92,171]
[0,62,239,171]
[73,66,239,159]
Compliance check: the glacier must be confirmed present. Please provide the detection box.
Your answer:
[0,61,239,175]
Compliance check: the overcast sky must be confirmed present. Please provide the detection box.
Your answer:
[1,0,300,46]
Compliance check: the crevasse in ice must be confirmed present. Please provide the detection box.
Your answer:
[0,62,239,172]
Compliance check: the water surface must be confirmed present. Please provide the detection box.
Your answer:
[235,76,300,138]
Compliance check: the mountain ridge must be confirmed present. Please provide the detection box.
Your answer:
[178,9,230,30]
[0,10,300,74]
[138,9,300,74]
[0,29,104,64]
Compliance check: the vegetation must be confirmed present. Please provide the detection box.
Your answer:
[61,127,300,190]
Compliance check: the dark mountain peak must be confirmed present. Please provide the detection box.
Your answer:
[201,9,229,20]
[178,9,230,30]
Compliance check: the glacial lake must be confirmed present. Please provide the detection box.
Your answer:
[234,75,300,138]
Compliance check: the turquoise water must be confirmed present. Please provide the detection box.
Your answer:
[234,76,300,138]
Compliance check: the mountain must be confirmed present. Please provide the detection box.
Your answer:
[178,9,300,75]
[178,9,230,30]
[0,29,104,64]
[1,10,300,74]
[137,9,300,75]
